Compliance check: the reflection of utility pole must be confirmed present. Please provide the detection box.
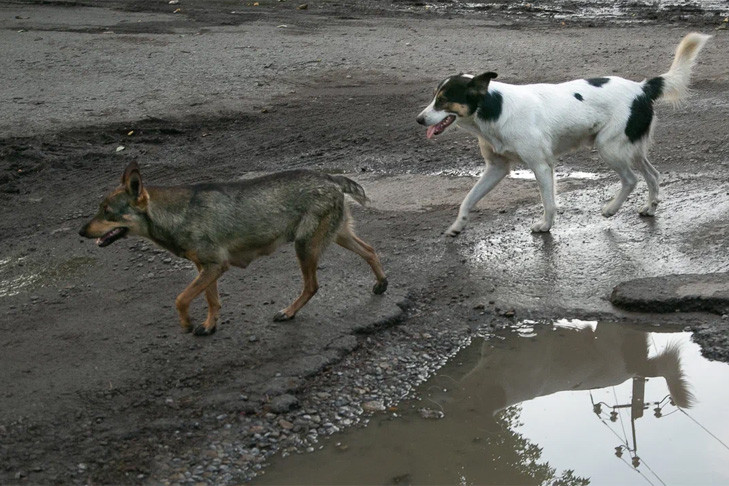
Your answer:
[591,377,672,469]
[590,379,675,486]
[606,377,646,467]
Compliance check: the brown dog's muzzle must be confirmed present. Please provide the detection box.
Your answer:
[78,220,129,247]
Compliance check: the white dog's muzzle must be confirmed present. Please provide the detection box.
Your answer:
[417,100,457,139]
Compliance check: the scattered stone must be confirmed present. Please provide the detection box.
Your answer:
[362,400,386,412]
[418,408,444,420]
[278,419,294,430]
[269,394,299,413]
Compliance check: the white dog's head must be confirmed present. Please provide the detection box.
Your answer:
[416,72,498,139]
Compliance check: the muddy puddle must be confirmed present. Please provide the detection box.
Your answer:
[256,320,729,485]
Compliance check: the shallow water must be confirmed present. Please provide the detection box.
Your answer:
[428,168,602,179]
[256,321,729,485]
[509,169,602,180]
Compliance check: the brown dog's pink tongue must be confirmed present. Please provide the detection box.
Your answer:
[426,125,438,139]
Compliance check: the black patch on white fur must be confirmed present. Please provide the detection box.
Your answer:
[586,77,610,87]
[434,76,472,108]
[432,74,502,122]
[574,93,584,101]
[477,91,503,122]
[625,77,664,142]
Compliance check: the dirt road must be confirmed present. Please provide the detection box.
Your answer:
[1,1,728,483]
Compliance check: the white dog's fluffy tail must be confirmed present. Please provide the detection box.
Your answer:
[658,32,711,104]
[647,340,695,409]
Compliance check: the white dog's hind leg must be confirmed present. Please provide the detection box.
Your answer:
[446,155,510,237]
[530,161,557,233]
[601,157,638,218]
[636,157,660,216]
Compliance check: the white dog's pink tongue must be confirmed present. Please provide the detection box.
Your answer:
[426,125,438,139]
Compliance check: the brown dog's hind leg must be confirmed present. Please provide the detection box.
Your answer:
[336,227,388,295]
[274,212,336,322]
[274,241,321,322]
[175,264,225,336]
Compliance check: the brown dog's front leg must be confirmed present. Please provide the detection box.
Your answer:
[175,264,225,336]
[200,279,221,335]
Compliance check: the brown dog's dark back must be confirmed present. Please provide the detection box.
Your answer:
[142,171,351,262]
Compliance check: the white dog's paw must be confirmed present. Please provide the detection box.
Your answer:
[601,204,618,218]
[638,202,657,217]
[530,220,552,233]
[445,218,467,237]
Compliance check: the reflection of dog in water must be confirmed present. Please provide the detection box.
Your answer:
[461,321,694,414]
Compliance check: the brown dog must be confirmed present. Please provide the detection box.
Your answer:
[79,162,388,336]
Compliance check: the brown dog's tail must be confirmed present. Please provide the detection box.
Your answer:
[329,175,369,206]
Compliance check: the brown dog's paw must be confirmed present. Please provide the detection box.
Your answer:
[273,310,294,322]
[193,325,216,336]
[373,278,388,295]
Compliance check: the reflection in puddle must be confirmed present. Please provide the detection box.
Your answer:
[257,321,729,485]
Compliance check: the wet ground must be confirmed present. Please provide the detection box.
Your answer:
[256,321,729,485]
[1,1,729,484]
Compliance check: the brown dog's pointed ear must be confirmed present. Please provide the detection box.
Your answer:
[469,72,498,96]
[122,161,143,199]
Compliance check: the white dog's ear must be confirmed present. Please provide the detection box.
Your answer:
[469,72,498,96]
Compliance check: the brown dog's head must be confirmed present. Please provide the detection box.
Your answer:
[79,161,149,247]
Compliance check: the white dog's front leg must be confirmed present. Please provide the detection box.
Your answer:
[530,162,556,233]
[446,160,510,236]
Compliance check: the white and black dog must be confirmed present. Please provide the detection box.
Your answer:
[417,33,710,235]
